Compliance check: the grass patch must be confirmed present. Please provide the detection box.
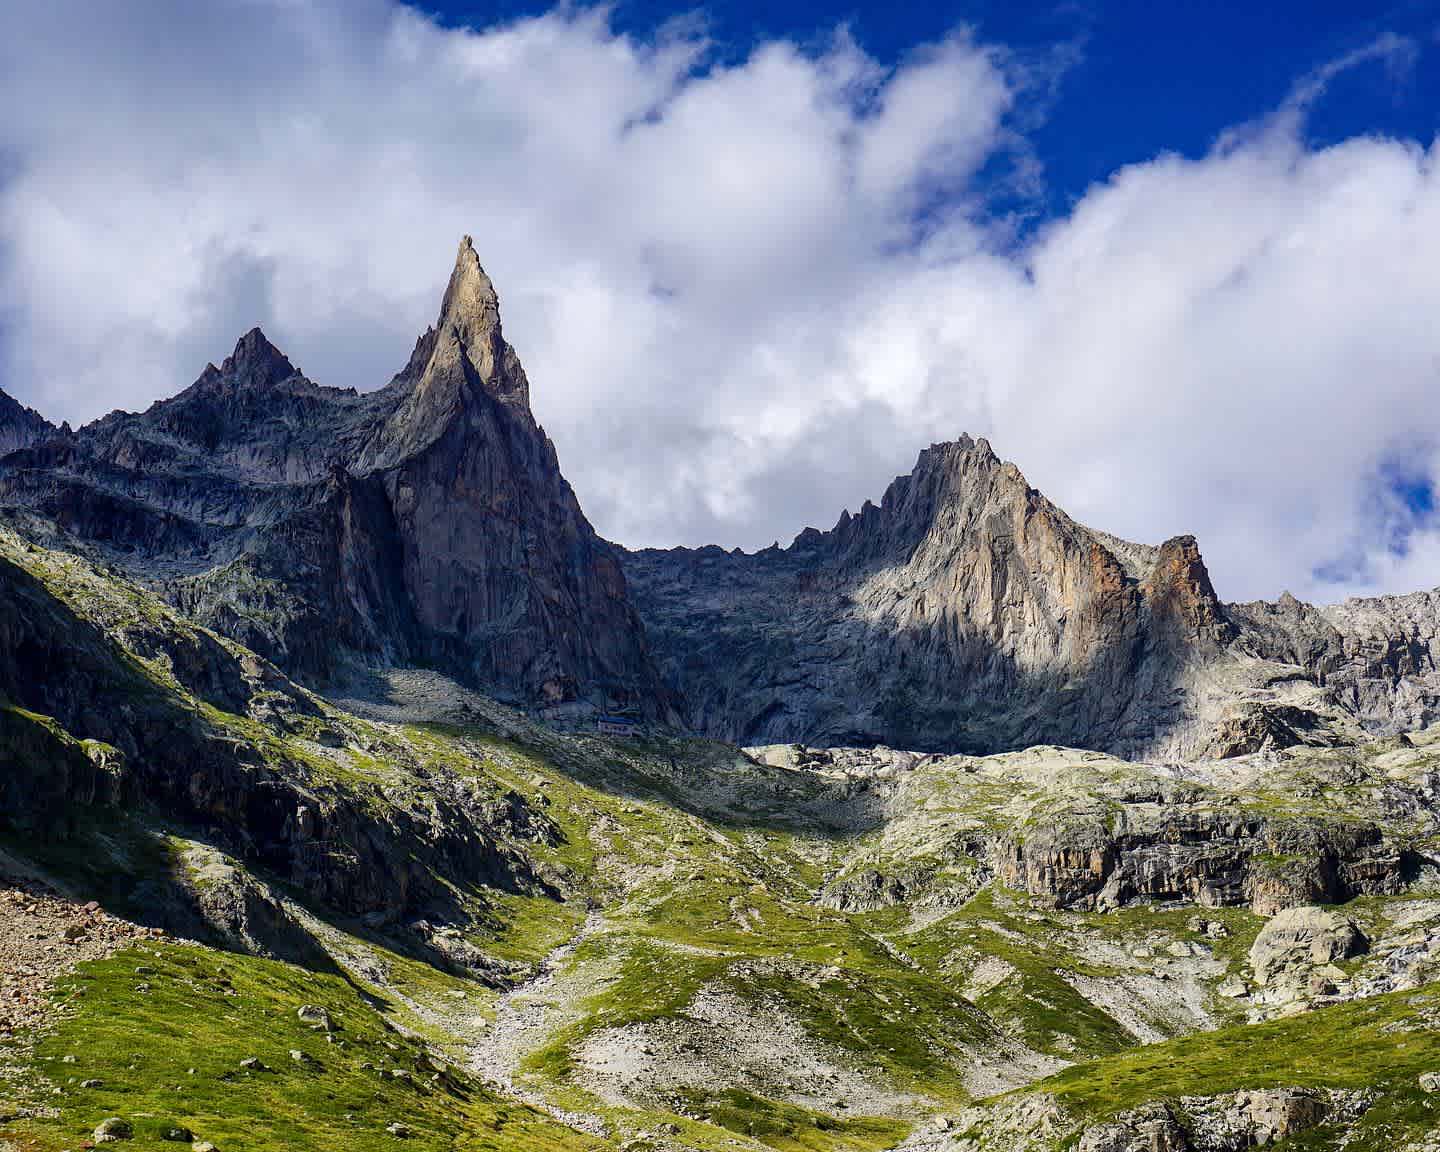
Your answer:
[522,935,728,1084]
[471,891,586,968]
[1039,983,1440,1150]
[667,1088,908,1152]
[729,963,989,1099]
[898,889,1134,1058]
[4,942,601,1152]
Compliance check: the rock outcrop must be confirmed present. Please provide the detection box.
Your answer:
[166,840,333,969]
[1076,1088,1348,1151]
[0,390,57,456]
[1075,1102,1190,1152]
[1248,905,1368,985]
[997,804,1405,916]
[757,741,1428,918]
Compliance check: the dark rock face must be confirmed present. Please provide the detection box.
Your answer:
[0,542,546,939]
[358,241,660,711]
[0,703,126,840]
[785,743,1428,920]
[0,390,58,456]
[0,238,668,718]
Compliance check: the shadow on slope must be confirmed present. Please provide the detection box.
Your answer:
[0,548,552,982]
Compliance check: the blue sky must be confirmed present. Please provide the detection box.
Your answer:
[349,0,1440,545]
[2,0,1440,601]
[439,0,1440,219]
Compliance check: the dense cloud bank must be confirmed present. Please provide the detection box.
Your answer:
[1,1,1437,601]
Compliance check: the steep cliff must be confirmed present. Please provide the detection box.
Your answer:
[351,237,662,712]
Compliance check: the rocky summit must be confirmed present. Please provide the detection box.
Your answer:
[0,237,667,721]
[2,238,1440,1152]
[625,437,1440,760]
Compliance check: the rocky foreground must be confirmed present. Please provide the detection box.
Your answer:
[0,525,1438,1151]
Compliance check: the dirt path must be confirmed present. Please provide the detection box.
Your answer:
[464,911,610,1136]
[280,893,613,1137]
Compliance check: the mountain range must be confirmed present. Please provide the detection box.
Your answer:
[1,236,1436,760]
[2,238,1440,1152]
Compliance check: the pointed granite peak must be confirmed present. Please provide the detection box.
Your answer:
[218,327,296,390]
[438,235,501,342]
[368,235,535,470]
[407,234,529,411]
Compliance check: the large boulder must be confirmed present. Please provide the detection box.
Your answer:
[1242,1089,1327,1143]
[1249,906,1368,985]
[1076,1103,1189,1151]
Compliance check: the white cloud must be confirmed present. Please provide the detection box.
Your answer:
[0,2,1437,604]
